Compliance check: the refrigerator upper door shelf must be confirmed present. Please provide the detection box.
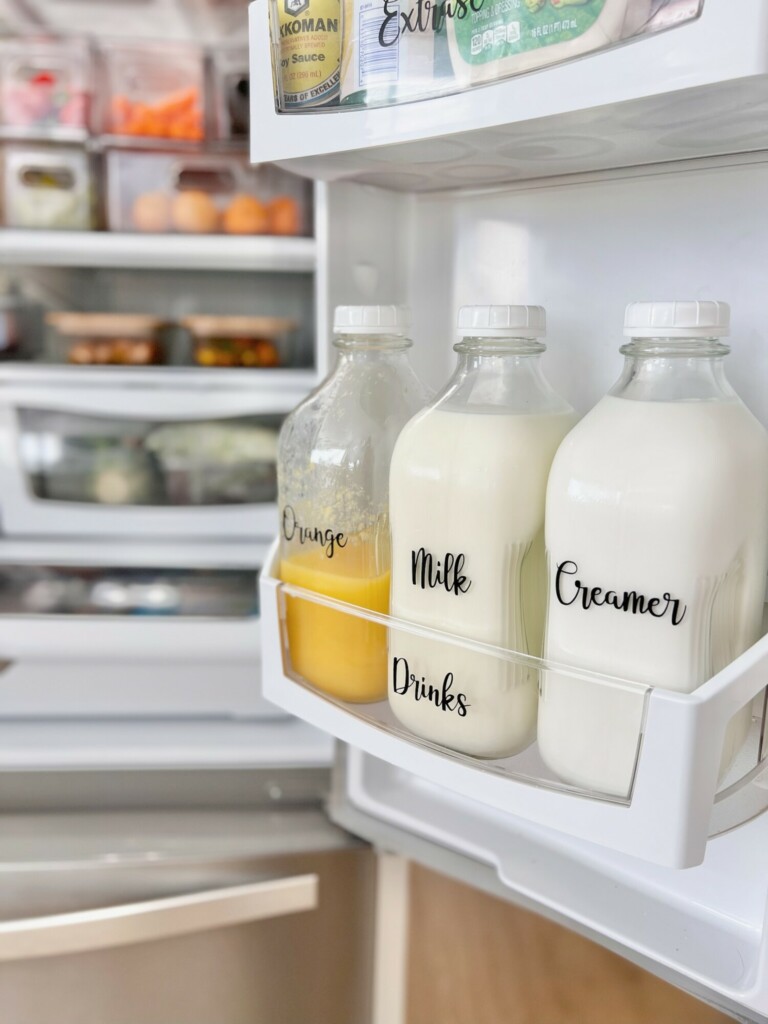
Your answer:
[260,540,768,868]
[249,0,768,192]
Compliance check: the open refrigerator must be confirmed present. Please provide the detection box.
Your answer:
[246,0,768,1020]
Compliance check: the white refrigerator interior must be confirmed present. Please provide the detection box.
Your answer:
[249,0,768,1018]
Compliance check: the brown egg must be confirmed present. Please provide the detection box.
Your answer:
[268,196,302,236]
[172,191,220,234]
[223,194,270,235]
[131,191,172,233]
[68,341,95,364]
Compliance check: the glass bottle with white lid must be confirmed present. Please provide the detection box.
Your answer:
[278,304,428,703]
[388,304,575,758]
[540,300,768,798]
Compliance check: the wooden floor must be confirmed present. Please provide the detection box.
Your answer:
[406,864,733,1024]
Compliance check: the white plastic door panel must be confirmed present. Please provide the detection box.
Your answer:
[331,746,768,1023]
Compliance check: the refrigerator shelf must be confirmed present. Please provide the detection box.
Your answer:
[249,0,768,192]
[260,540,768,868]
[0,229,317,272]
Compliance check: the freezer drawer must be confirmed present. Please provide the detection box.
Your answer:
[0,809,375,1024]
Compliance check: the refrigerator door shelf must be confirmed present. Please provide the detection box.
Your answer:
[261,540,768,868]
[333,747,768,1023]
[249,0,768,192]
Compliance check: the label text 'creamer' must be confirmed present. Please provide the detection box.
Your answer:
[554,560,687,626]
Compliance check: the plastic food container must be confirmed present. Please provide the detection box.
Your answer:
[0,37,91,138]
[182,315,298,368]
[2,143,93,229]
[46,312,164,365]
[100,40,205,141]
[209,46,249,140]
[105,149,311,235]
[144,419,280,505]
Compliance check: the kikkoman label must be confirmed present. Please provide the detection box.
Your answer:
[277,0,341,107]
[451,0,608,67]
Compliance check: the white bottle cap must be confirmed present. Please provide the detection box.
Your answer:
[333,305,411,336]
[624,301,730,338]
[457,305,546,338]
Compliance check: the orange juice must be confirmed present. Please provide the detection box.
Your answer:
[280,541,390,702]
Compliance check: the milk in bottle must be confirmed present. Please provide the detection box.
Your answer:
[540,301,768,797]
[389,305,575,757]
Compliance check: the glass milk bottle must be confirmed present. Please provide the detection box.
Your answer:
[540,301,768,798]
[388,305,575,757]
[278,305,427,703]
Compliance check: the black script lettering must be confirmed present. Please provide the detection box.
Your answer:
[378,0,483,43]
[281,505,346,559]
[554,559,687,627]
[378,0,400,46]
[411,548,471,595]
[391,657,471,716]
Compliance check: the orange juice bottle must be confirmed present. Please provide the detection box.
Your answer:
[277,305,428,702]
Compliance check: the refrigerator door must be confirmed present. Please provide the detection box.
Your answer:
[331,746,768,1024]
[0,808,376,1024]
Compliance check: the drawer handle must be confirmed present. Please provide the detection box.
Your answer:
[0,874,318,961]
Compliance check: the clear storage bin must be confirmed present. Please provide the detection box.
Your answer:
[182,314,298,368]
[46,312,164,366]
[0,563,259,617]
[100,40,205,141]
[2,143,93,230]
[19,409,282,507]
[268,0,704,111]
[0,36,91,138]
[106,149,311,235]
[209,46,250,140]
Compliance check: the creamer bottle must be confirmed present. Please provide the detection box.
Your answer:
[388,305,575,757]
[540,301,768,798]
[278,305,427,702]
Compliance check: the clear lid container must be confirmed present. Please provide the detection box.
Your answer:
[99,40,205,142]
[2,143,93,230]
[105,149,311,236]
[0,36,91,138]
